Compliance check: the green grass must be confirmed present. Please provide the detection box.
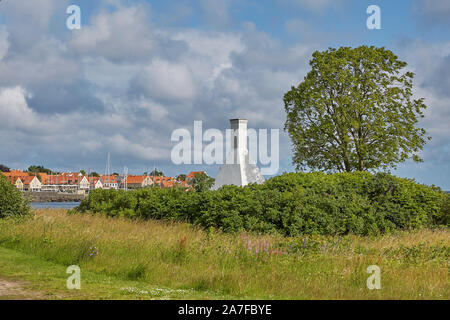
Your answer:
[0,246,229,300]
[0,209,448,299]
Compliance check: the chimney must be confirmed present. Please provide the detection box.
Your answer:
[230,118,248,151]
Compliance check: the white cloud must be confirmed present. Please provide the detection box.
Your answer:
[107,134,169,161]
[134,59,198,102]
[69,5,154,61]
[0,86,169,165]
[396,40,450,164]
[0,87,36,129]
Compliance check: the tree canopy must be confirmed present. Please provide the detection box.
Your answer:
[191,172,215,192]
[284,46,429,173]
[27,165,52,174]
[148,169,164,177]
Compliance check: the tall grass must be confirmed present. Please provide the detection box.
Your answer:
[0,209,448,299]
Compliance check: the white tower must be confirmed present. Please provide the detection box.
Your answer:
[212,119,265,190]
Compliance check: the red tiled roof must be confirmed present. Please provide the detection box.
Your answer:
[43,173,88,185]
[187,171,205,179]
[101,175,118,184]
[21,176,38,185]
[125,176,147,184]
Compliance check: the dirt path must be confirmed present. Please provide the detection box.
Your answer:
[0,279,47,300]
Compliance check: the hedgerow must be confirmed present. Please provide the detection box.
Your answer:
[74,172,449,236]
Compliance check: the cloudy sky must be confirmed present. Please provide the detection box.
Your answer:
[0,0,449,189]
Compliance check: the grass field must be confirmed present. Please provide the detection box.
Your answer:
[0,209,448,300]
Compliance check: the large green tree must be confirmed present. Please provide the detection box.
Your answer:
[284,46,429,172]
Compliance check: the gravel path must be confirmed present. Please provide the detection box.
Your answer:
[0,279,46,300]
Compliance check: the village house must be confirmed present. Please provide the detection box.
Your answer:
[41,173,78,192]
[123,175,154,189]
[1,170,29,185]
[22,176,42,191]
[101,175,119,190]
[88,176,103,189]
[13,177,24,191]
[3,175,23,189]
[1,171,42,191]
[78,175,90,190]
[2,169,197,192]
[152,175,176,186]
[186,171,206,182]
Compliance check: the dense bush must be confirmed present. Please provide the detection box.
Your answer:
[75,172,449,236]
[0,174,30,219]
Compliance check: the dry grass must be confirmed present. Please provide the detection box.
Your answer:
[0,208,448,299]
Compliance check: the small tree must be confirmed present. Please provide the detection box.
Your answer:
[0,175,29,218]
[191,173,215,192]
[0,164,10,172]
[284,46,429,172]
[177,174,187,181]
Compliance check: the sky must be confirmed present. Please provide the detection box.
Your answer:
[0,0,449,189]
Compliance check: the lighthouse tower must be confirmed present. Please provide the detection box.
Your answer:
[212,119,265,190]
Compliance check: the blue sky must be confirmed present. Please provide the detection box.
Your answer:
[0,0,449,189]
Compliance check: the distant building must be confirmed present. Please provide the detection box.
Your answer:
[88,177,103,189]
[1,170,29,190]
[78,176,90,190]
[2,170,28,179]
[22,176,42,191]
[152,175,176,188]
[14,177,24,191]
[2,169,197,192]
[101,175,119,190]
[186,171,206,182]
[123,175,154,189]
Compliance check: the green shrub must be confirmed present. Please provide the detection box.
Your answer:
[75,172,449,236]
[0,175,30,219]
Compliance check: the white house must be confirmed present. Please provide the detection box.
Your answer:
[22,176,42,192]
[78,176,90,190]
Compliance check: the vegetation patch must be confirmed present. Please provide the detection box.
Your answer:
[74,172,449,236]
[0,209,448,299]
[0,174,30,219]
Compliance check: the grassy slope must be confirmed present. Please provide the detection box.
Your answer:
[0,209,448,300]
